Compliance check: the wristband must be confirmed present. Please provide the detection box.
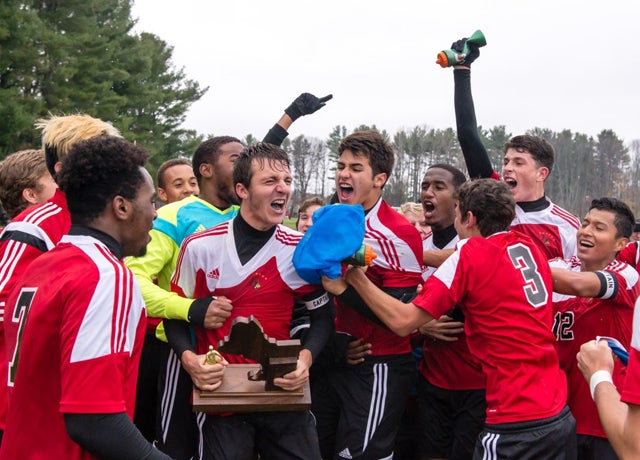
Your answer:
[589,370,614,400]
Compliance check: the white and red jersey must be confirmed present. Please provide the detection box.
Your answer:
[0,189,70,430]
[618,241,639,268]
[511,200,580,261]
[335,199,423,356]
[171,220,325,362]
[0,233,146,460]
[413,231,566,425]
[419,233,484,390]
[621,296,640,406]
[552,258,639,437]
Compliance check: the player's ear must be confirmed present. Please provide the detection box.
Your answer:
[235,182,248,201]
[156,187,168,203]
[373,172,387,189]
[199,162,213,179]
[112,195,131,220]
[614,236,629,253]
[22,187,39,205]
[536,166,549,182]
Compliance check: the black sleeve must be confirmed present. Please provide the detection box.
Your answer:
[454,68,495,179]
[187,297,214,328]
[64,413,173,460]
[337,285,418,329]
[164,319,194,358]
[262,123,288,147]
[299,289,334,362]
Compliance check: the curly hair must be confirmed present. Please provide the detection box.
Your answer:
[589,197,635,239]
[338,130,394,184]
[0,149,49,218]
[57,136,148,225]
[457,179,515,237]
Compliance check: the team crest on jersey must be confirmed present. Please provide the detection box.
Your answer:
[250,271,268,289]
[538,230,554,247]
[207,268,220,279]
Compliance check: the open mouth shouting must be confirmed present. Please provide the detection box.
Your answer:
[338,183,354,202]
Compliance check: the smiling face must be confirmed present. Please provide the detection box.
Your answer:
[501,148,548,203]
[335,149,386,210]
[157,163,199,204]
[420,167,457,231]
[577,208,628,271]
[236,157,292,231]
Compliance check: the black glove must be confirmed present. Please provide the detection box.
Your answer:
[285,93,333,121]
[451,37,480,67]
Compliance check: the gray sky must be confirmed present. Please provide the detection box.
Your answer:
[131,0,640,145]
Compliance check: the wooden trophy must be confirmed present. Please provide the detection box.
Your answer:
[192,316,311,413]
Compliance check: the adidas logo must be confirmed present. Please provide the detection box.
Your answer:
[207,268,220,279]
[338,447,352,459]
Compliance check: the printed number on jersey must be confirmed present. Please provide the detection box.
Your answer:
[507,244,548,308]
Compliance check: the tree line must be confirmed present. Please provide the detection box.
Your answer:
[2,2,638,219]
[278,124,638,219]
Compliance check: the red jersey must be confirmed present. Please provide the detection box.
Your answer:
[618,241,639,268]
[511,200,580,260]
[413,231,567,424]
[0,189,70,429]
[171,221,327,362]
[419,234,484,390]
[552,258,639,437]
[0,233,146,460]
[335,199,423,356]
[621,296,640,406]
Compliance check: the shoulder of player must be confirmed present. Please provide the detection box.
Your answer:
[604,259,639,286]
[181,220,231,247]
[547,202,581,229]
[274,224,303,247]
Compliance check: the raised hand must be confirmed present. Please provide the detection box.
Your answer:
[285,93,333,121]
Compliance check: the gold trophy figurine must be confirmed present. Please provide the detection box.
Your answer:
[203,345,223,365]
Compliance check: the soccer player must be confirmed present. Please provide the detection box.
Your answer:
[447,36,580,261]
[399,201,430,240]
[167,142,333,459]
[0,136,179,459]
[0,114,120,443]
[0,149,57,219]
[416,164,486,460]
[551,197,639,459]
[316,130,424,460]
[156,158,199,205]
[577,328,640,460]
[324,179,576,459]
[125,92,332,459]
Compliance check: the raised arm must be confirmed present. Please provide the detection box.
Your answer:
[448,37,496,179]
[262,92,333,146]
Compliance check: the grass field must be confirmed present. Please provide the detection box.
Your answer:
[283,217,296,230]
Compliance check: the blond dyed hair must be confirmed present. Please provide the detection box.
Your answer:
[399,201,423,216]
[35,114,122,175]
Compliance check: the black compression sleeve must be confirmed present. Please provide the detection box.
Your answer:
[164,319,194,358]
[262,123,288,147]
[454,68,494,179]
[187,297,214,328]
[337,285,418,329]
[303,303,334,362]
[64,413,172,460]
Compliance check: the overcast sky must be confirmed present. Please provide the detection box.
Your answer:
[131,1,640,146]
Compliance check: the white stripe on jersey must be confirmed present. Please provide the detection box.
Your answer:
[433,239,468,289]
[67,235,144,362]
[0,239,29,294]
[632,297,640,352]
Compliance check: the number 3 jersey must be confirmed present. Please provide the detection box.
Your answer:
[412,231,567,425]
[1,232,146,460]
[551,257,640,438]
